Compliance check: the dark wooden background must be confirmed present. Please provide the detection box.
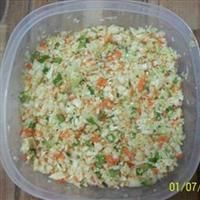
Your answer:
[0,0,199,199]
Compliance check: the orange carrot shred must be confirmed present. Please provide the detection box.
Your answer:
[91,133,101,143]
[157,135,169,148]
[59,131,70,140]
[137,76,146,92]
[105,155,119,166]
[152,168,159,175]
[25,63,32,70]
[99,98,113,110]
[122,147,135,160]
[39,41,47,49]
[53,152,65,161]
[96,77,107,88]
[175,152,184,159]
[21,128,34,137]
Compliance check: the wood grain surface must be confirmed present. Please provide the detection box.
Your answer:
[0,0,200,200]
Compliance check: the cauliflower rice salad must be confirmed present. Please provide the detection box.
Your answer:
[20,25,184,188]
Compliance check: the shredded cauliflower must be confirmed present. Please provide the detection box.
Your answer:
[19,25,184,188]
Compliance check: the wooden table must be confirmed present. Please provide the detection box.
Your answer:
[0,0,200,199]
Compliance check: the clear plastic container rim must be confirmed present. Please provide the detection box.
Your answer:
[0,0,200,200]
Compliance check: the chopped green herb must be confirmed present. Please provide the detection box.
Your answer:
[28,121,36,129]
[166,106,174,113]
[108,169,120,177]
[130,106,137,114]
[116,92,120,98]
[98,90,104,100]
[69,117,73,123]
[131,131,136,139]
[79,78,85,84]
[86,116,96,125]
[173,77,179,84]
[86,117,100,130]
[42,140,52,149]
[78,35,89,48]
[155,111,162,120]
[148,151,160,163]
[166,106,174,118]
[37,55,50,63]
[42,66,49,74]
[136,168,145,176]
[98,111,107,121]
[96,154,105,168]
[53,73,63,86]
[72,140,80,147]
[144,84,149,92]
[128,80,132,87]
[19,91,30,103]
[166,106,174,117]
[95,171,101,178]
[54,42,60,49]
[30,51,40,62]
[106,134,116,142]
[140,179,154,186]
[66,152,71,157]
[51,57,62,64]
[56,114,65,123]
[87,85,95,95]
[136,163,153,176]
[29,149,36,162]
[84,140,93,147]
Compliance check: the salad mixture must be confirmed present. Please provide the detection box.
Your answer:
[20,25,184,188]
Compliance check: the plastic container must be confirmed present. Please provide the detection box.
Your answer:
[0,1,200,200]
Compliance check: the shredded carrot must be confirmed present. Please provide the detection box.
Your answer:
[137,76,146,92]
[78,125,86,132]
[126,161,135,168]
[113,49,122,58]
[104,34,113,44]
[118,61,125,71]
[107,55,114,61]
[59,131,71,140]
[21,128,34,137]
[157,135,169,148]
[39,41,47,49]
[122,147,135,160]
[53,152,65,161]
[147,96,154,107]
[96,77,107,88]
[152,168,159,175]
[21,154,27,161]
[157,135,169,143]
[129,86,134,96]
[75,126,85,139]
[34,131,42,137]
[107,50,122,61]
[171,118,179,126]
[99,98,113,109]
[25,63,32,70]
[175,152,184,159]
[68,94,76,101]
[75,131,82,139]
[57,178,66,184]
[137,107,142,115]
[83,98,93,105]
[91,133,101,143]
[157,36,165,45]
[105,155,119,166]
